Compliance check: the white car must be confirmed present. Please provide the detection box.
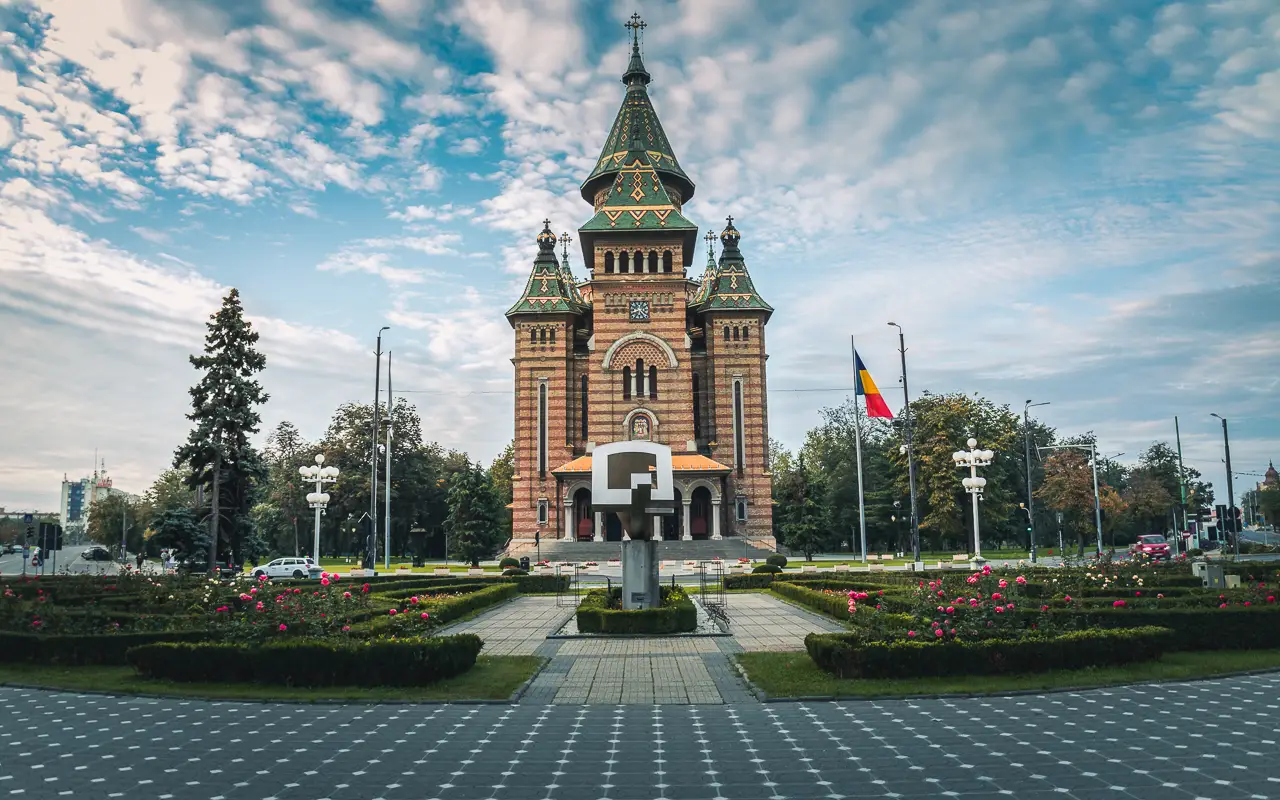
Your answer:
[250,557,323,580]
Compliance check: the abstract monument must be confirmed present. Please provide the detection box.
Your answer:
[590,441,676,608]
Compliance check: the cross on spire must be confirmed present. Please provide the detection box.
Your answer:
[559,231,572,261]
[542,218,551,228]
[625,13,646,48]
[725,214,734,227]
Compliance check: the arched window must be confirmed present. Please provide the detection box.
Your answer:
[622,367,631,400]
[692,373,702,438]
[540,328,547,343]
[723,326,730,342]
[529,329,537,344]
[732,327,740,341]
[604,252,614,273]
[648,250,658,273]
[549,328,556,344]
[662,251,673,272]
[635,358,645,397]
[580,375,588,440]
[619,252,628,273]
[649,366,657,399]
[741,326,749,341]
[634,251,644,273]
[538,382,548,477]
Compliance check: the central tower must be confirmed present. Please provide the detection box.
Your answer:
[506,15,775,553]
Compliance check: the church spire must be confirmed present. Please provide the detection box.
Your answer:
[622,12,651,86]
[693,216,773,318]
[506,220,586,321]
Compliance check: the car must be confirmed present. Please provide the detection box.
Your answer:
[1130,534,1171,560]
[1,544,17,555]
[81,546,113,561]
[250,557,323,581]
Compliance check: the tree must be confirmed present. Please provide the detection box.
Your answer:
[1037,449,1126,555]
[1258,487,1280,530]
[258,421,314,557]
[445,462,502,566]
[1121,468,1175,542]
[490,440,515,533]
[85,493,145,553]
[173,288,269,571]
[148,507,209,564]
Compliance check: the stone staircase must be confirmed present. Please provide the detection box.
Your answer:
[507,538,776,563]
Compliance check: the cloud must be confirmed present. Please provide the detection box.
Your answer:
[388,203,475,222]
[447,136,487,155]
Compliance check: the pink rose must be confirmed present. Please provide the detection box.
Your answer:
[1015,576,1027,585]
[1219,603,1227,609]
[256,601,264,610]
[321,572,328,579]
[934,629,943,637]
[907,631,916,638]
[278,623,287,631]
[410,596,420,604]
[945,606,955,614]
[1244,601,1252,607]
[239,593,252,601]
[967,575,979,585]
[1040,605,1049,611]
[343,591,352,599]
[389,608,398,616]
[998,579,1008,589]
[994,606,1005,614]
[1268,596,1276,603]
[420,612,429,619]
[992,592,1002,600]
[1113,600,1126,608]
[969,599,978,607]
[341,625,350,632]
[321,578,330,586]
[1007,603,1014,610]
[1064,595,1073,602]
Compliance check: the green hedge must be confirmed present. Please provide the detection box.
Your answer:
[127,634,483,686]
[1039,606,1280,651]
[805,626,1174,679]
[771,581,853,620]
[575,587,697,634]
[354,583,519,637]
[752,564,782,575]
[0,630,211,666]
[725,573,778,589]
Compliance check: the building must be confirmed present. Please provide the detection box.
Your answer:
[506,19,775,551]
[60,460,127,537]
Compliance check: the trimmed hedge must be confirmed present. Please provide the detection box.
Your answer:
[726,573,778,589]
[355,583,519,637]
[576,587,697,634]
[499,557,521,569]
[766,555,788,568]
[771,581,853,620]
[127,634,483,686]
[752,564,782,575]
[1039,606,1280,651]
[805,626,1174,679]
[0,630,211,666]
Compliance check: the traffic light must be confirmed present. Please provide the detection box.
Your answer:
[1232,507,1244,535]
[25,525,33,543]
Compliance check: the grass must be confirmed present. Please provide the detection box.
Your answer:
[736,649,1280,699]
[0,655,543,703]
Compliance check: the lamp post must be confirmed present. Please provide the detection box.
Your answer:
[1023,400,1049,563]
[300,454,338,562]
[369,326,389,570]
[887,322,921,563]
[1210,413,1238,558]
[1036,443,1114,557]
[952,438,994,562]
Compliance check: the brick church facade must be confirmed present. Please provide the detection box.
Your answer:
[505,23,775,552]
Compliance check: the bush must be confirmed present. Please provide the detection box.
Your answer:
[354,583,519,637]
[805,626,1173,679]
[1188,549,1204,557]
[575,587,697,634]
[499,557,521,569]
[1040,605,1280,651]
[0,630,211,666]
[752,564,782,575]
[771,581,854,620]
[503,568,528,577]
[766,554,788,568]
[725,573,778,589]
[127,634,483,686]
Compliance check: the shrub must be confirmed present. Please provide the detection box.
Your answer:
[354,583,519,637]
[1040,605,1280,651]
[725,573,778,589]
[0,630,211,666]
[509,574,570,593]
[805,626,1173,679]
[503,568,529,577]
[127,634,483,686]
[499,557,521,569]
[575,586,697,634]
[766,554,788,568]
[752,564,782,575]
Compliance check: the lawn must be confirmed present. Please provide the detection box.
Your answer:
[737,649,1280,699]
[0,655,543,703]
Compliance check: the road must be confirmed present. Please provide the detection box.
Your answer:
[0,544,131,577]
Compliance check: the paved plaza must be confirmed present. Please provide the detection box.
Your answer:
[3,674,1279,799]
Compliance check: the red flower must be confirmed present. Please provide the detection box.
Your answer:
[934,629,943,637]
[1113,600,1126,608]
[907,631,916,638]
[420,612,429,619]
[278,623,288,631]
[321,578,330,586]
[1040,605,1049,611]
[410,596,420,605]
[362,583,371,593]
[992,592,1002,600]
[945,606,955,614]
[389,609,398,616]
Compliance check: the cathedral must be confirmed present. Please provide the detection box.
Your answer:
[506,17,775,551]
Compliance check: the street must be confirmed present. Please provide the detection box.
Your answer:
[0,544,130,577]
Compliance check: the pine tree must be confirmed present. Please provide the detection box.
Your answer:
[173,288,268,572]
[445,462,502,567]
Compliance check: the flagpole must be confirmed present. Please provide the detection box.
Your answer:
[851,336,868,564]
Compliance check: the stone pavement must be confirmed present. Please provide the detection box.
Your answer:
[436,597,576,656]
[726,592,846,652]
[4,673,1279,799]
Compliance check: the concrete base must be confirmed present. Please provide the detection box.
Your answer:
[621,539,660,610]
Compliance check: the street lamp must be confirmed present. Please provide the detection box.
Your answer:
[300,454,338,562]
[952,438,994,561]
[1210,413,1238,559]
[1023,400,1050,563]
[369,326,389,570]
[887,322,921,563]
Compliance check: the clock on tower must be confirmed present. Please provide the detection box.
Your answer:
[629,300,650,321]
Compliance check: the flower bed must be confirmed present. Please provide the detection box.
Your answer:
[353,583,519,637]
[126,634,483,686]
[0,630,213,666]
[575,586,697,635]
[804,626,1174,679]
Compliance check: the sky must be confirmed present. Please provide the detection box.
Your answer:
[0,0,1277,513]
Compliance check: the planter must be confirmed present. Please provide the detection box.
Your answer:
[433,568,451,576]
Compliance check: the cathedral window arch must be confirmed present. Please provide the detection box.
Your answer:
[741,326,749,341]
[622,367,631,400]
[648,250,658,273]
[662,251,673,272]
[620,252,629,273]
[635,358,645,397]
[549,328,556,344]
[580,375,588,440]
[604,252,614,273]
[649,365,658,399]
[732,327,740,341]
[634,250,644,273]
[723,326,729,342]
[692,372,702,438]
[540,328,548,344]
[530,328,537,344]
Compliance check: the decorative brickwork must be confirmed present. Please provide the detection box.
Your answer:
[506,24,775,552]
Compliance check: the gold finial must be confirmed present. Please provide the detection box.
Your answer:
[559,232,572,262]
[625,12,646,48]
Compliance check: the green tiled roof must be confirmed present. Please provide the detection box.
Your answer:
[579,150,698,234]
[690,232,718,307]
[506,221,588,320]
[580,41,694,205]
[696,218,773,317]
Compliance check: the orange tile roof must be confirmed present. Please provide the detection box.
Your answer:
[552,454,731,474]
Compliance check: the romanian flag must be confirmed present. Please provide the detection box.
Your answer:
[855,351,894,418]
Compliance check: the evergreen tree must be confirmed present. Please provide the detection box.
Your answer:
[173,288,268,571]
[445,462,502,566]
[149,507,209,564]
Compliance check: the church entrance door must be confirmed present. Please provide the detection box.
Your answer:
[604,512,623,542]
[690,487,712,541]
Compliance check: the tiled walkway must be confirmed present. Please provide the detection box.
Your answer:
[442,591,848,704]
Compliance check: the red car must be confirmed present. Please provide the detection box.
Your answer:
[1130,534,1171,560]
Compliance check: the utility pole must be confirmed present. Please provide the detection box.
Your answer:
[1023,400,1049,563]
[368,326,389,571]
[385,350,393,571]
[887,322,920,563]
[1174,416,1187,556]
[1211,414,1237,558]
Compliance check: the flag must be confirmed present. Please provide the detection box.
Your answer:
[855,351,894,419]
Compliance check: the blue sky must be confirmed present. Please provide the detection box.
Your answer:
[0,0,1277,511]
